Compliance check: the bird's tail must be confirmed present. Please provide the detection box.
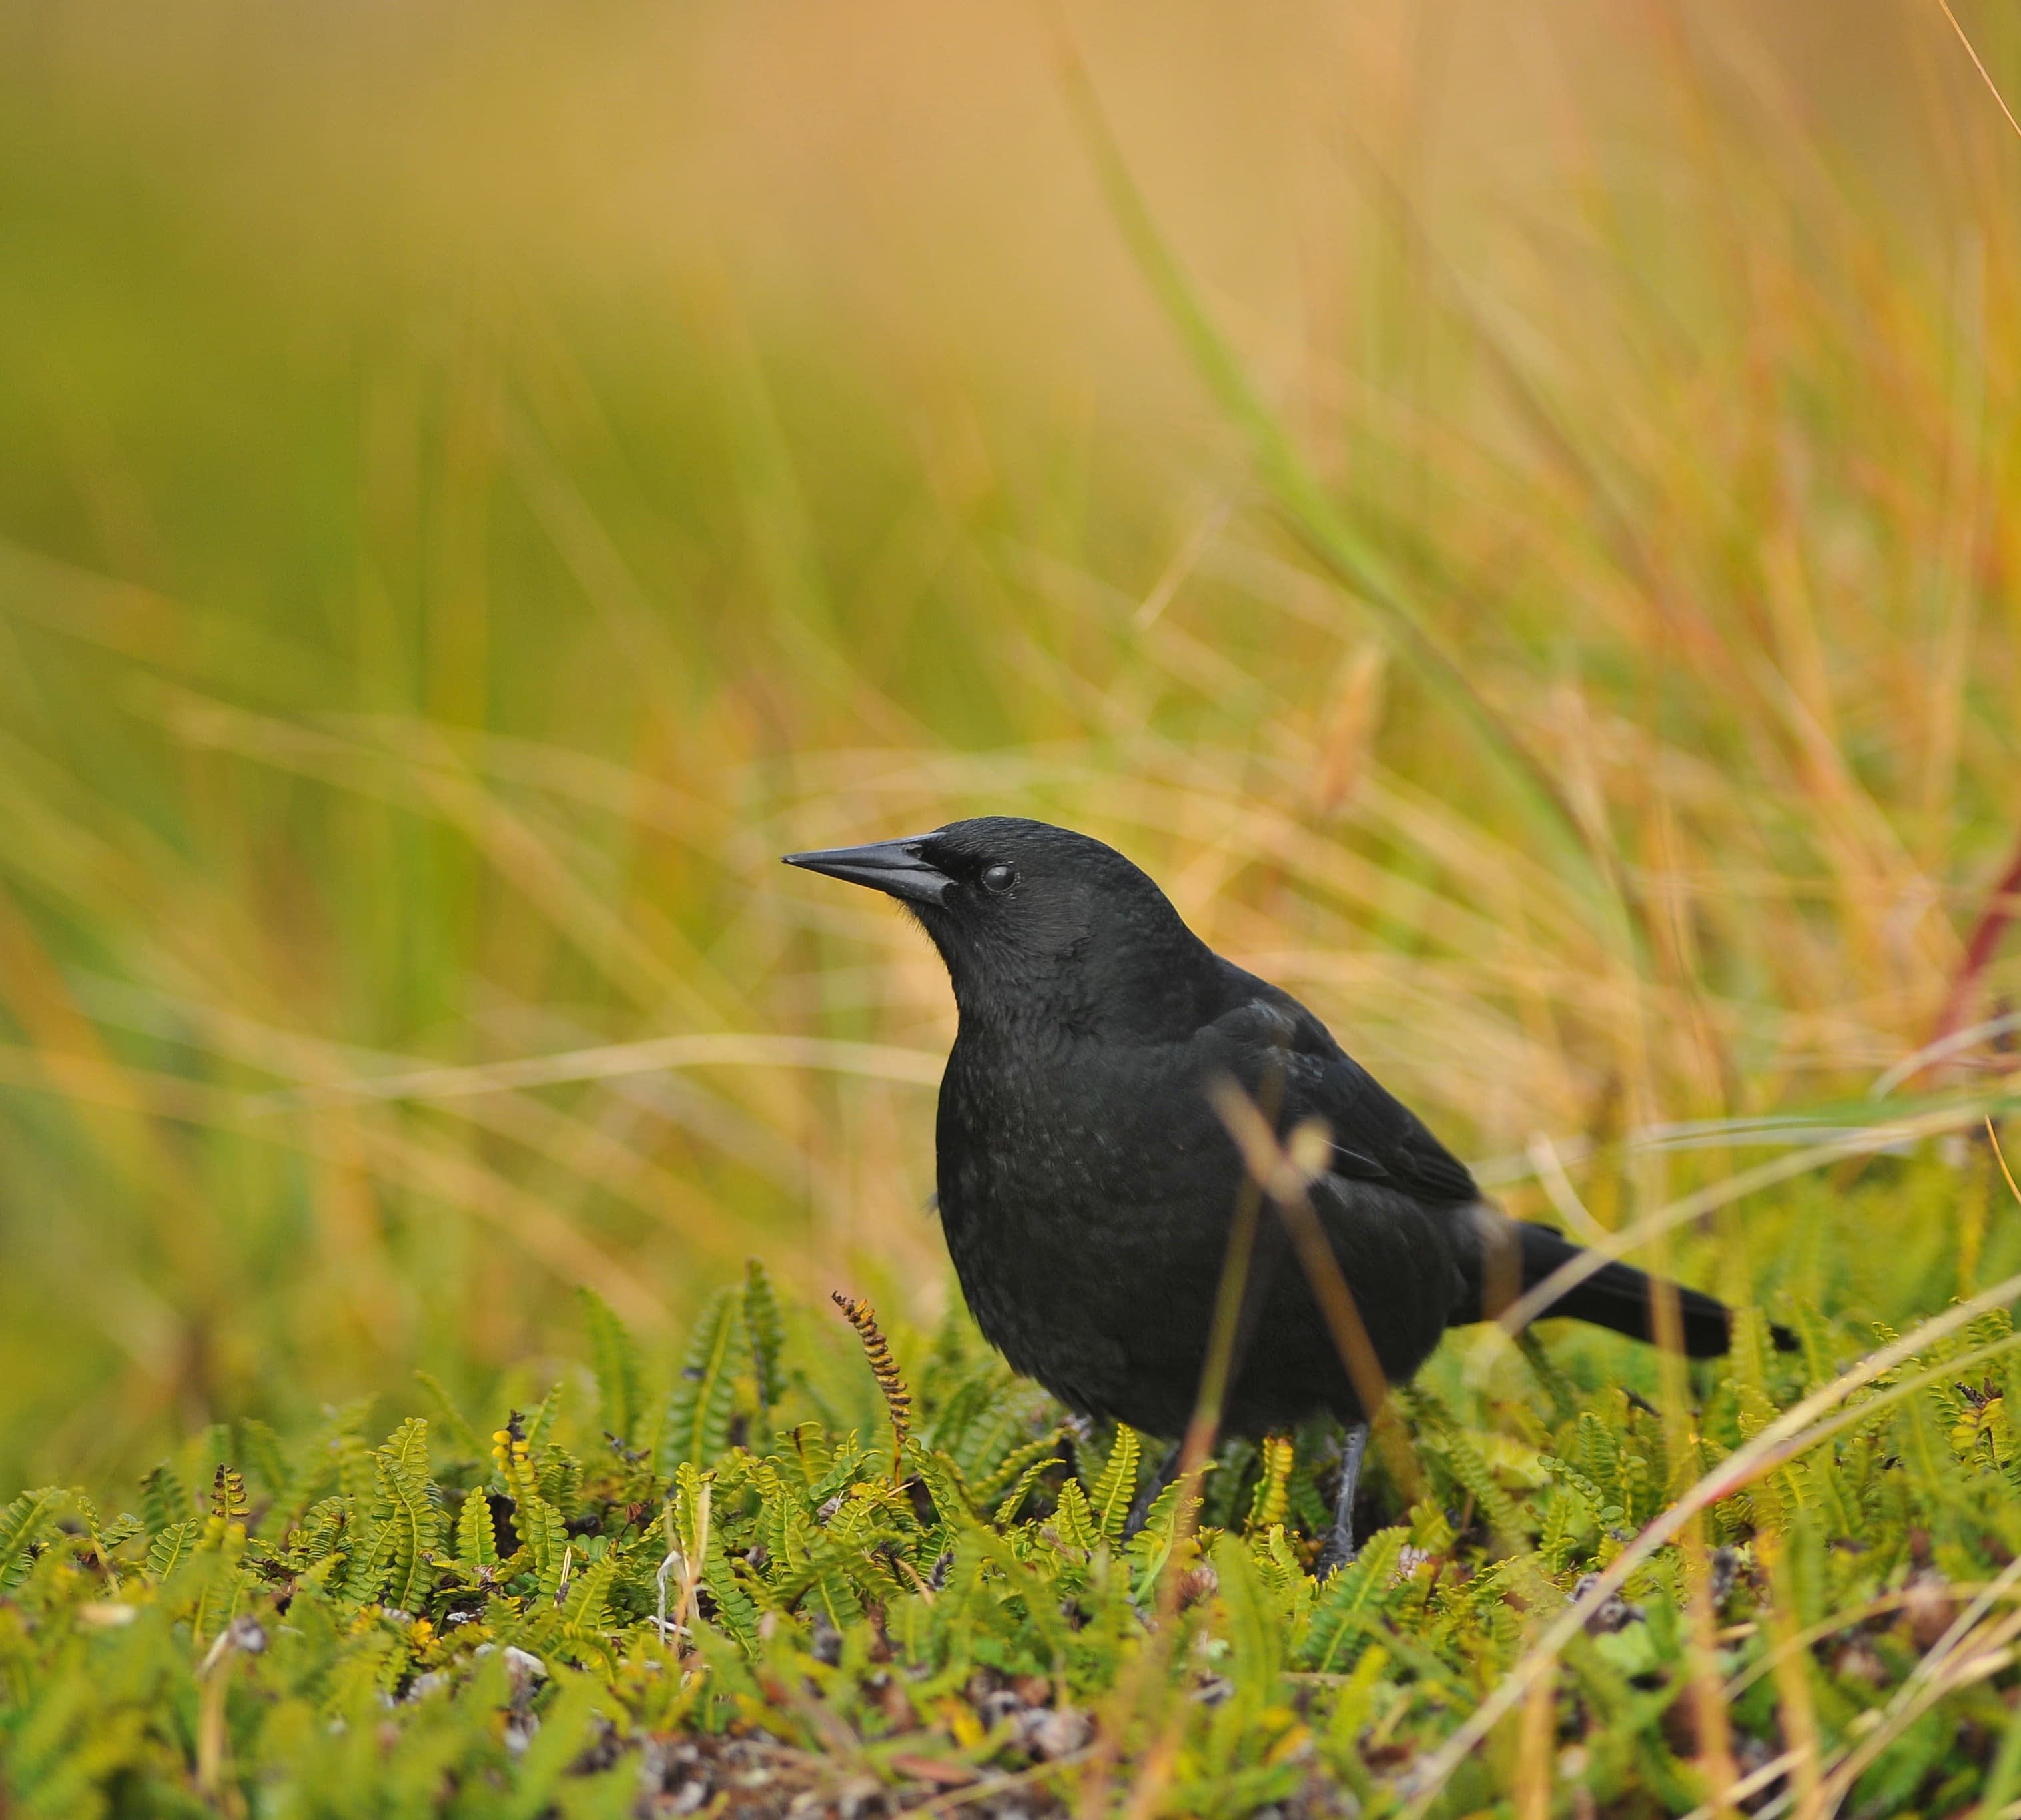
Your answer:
[1489,1220,1792,1358]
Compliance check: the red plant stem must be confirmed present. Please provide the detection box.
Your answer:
[1930,822,2021,1050]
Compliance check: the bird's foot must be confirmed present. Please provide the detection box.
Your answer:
[1313,1423,1369,1578]
[1314,1529,1358,1576]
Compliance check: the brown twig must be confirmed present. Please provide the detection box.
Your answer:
[1934,0,2021,142]
[1206,1082,1425,1506]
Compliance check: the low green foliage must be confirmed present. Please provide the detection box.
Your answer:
[7,1218,2021,1817]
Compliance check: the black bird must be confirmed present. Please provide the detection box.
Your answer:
[785,817,1779,1564]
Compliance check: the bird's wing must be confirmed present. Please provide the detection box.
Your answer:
[1200,976,1481,1208]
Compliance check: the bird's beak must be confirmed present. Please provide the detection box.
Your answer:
[782,835,952,906]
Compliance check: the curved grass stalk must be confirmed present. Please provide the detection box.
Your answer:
[250,1031,944,1110]
[1491,1093,2019,1342]
[1045,9,1632,956]
[1721,1580,2021,1701]
[1401,1268,2021,1818]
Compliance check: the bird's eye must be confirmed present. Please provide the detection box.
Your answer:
[979,862,1016,893]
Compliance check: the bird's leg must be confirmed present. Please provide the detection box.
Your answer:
[1315,1424,1369,1576]
[1122,1443,1183,1540]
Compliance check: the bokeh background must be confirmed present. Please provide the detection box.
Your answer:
[3,0,2020,1492]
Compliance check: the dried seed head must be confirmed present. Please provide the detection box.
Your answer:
[831,1292,913,1474]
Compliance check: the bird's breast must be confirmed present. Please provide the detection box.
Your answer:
[936,1034,1230,1312]
[938,1033,1222,1220]
[929,1031,1239,1416]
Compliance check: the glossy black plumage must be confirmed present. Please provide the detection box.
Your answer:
[786,816,1761,1447]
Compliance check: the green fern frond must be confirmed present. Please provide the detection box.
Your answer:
[270,1398,374,1533]
[1515,1331,1581,1428]
[522,1381,565,1453]
[534,1448,583,1520]
[145,1520,201,1579]
[1245,1436,1294,1537]
[1088,1424,1140,1543]
[412,1372,487,1462]
[744,1258,787,1420]
[0,1486,63,1588]
[659,1286,747,1475]
[524,1500,570,1585]
[1302,1526,1406,1672]
[494,1423,566,1580]
[139,1463,191,1537]
[234,1418,290,1501]
[993,1456,1056,1525]
[1432,1427,1524,1547]
[1052,1478,1099,1552]
[560,1551,618,1631]
[1126,1476,1202,1601]
[455,1488,499,1569]
[1210,1532,1284,1687]
[372,1418,439,1611]
[973,1427,1067,1507]
[580,1287,644,1448]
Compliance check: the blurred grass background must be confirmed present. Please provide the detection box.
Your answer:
[1,0,2019,1494]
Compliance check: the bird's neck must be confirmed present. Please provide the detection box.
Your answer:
[947,948,1220,1045]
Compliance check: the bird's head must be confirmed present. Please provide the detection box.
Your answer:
[783,816,1214,1034]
